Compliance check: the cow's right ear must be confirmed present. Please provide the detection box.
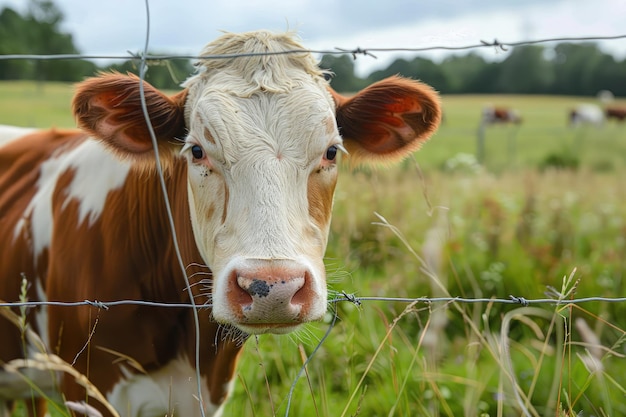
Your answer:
[330,76,441,166]
[72,72,188,163]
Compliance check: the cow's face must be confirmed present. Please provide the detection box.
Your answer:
[181,70,339,334]
[72,31,441,336]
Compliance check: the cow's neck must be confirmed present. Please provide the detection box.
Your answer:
[116,159,202,303]
[123,157,245,403]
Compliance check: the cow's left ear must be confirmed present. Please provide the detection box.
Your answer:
[72,72,188,162]
[330,76,441,165]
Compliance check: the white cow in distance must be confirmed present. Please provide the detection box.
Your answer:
[569,104,604,127]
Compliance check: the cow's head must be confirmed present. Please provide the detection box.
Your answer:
[72,31,440,335]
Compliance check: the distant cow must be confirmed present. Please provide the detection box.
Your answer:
[0,30,441,417]
[569,104,604,127]
[482,106,522,125]
[605,106,626,122]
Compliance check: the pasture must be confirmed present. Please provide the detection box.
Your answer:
[2,81,626,416]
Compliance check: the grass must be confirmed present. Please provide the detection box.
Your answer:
[0,81,76,128]
[2,80,626,416]
[223,167,626,417]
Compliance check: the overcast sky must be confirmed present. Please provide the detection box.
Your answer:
[2,0,625,76]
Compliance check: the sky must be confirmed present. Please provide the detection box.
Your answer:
[2,0,626,76]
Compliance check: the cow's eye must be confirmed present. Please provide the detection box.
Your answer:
[325,145,338,161]
[191,145,204,160]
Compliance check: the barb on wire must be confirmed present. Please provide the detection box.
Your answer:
[508,295,529,307]
[83,300,109,310]
[481,38,509,52]
[334,47,377,60]
[341,290,362,307]
[1,34,624,61]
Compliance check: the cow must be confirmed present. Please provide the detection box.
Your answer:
[0,30,441,417]
[569,104,604,127]
[481,106,522,125]
[605,106,626,122]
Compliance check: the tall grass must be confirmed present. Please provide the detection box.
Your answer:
[225,166,626,417]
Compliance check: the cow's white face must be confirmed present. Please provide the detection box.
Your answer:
[182,69,341,334]
[71,31,442,336]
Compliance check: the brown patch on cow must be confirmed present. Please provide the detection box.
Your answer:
[307,171,337,234]
[206,203,216,220]
[325,116,336,136]
[204,127,216,144]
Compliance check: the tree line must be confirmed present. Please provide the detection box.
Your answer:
[2,1,625,96]
[0,1,193,90]
[321,43,626,96]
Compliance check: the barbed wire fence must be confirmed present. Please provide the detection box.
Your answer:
[1,34,626,63]
[3,293,626,310]
[2,0,626,415]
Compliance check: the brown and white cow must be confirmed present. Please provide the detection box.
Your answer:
[605,105,626,122]
[481,106,522,125]
[0,30,440,417]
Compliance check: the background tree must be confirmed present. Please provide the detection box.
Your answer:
[319,54,365,92]
[551,43,622,96]
[494,45,554,94]
[0,0,97,82]
[440,53,489,94]
[367,56,450,92]
[0,7,33,79]
[104,57,194,90]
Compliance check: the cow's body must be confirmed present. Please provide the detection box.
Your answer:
[605,106,626,122]
[0,124,37,145]
[0,31,440,417]
[569,104,604,126]
[481,106,522,125]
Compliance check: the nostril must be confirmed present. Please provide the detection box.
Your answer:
[290,271,311,306]
[290,286,306,306]
[232,273,254,306]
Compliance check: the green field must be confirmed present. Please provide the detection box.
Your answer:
[2,81,626,416]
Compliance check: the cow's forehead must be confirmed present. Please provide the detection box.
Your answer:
[186,84,338,167]
[181,31,334,158]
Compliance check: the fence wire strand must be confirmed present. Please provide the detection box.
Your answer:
[0,34,625,62]
[2,294,626,310]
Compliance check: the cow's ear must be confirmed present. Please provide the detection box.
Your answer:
[331,76,441,165]
[72,72,188,162]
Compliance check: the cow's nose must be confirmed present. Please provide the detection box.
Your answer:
[228,260,314,324]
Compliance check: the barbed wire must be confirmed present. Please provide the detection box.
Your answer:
[2,293,626,310]
[0,34,624,62]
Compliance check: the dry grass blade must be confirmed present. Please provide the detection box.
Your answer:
[5,353,120,417]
